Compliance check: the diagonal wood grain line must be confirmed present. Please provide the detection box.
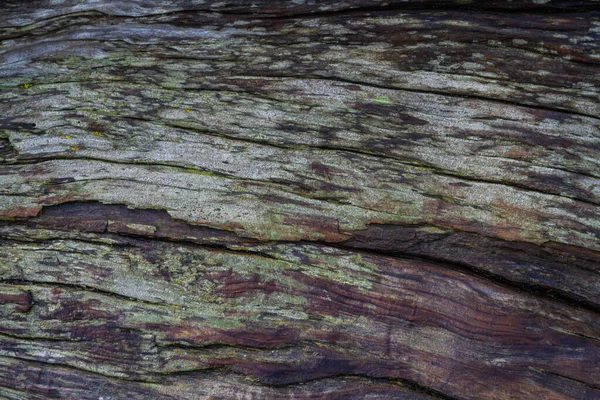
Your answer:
[1,1,599,399]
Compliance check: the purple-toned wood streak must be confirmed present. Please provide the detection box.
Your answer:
[1,1,599,399]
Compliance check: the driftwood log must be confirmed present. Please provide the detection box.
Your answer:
[1,1,600,399]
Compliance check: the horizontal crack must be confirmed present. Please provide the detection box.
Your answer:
[0,330,83,343]
[316,240,600,316]
[2,5,599,32]
[0,354,158,383]
[244,4,600,19]
[529,367,600,391]
[0,278,175,308]
[252,372,459,400]
[235,73,600,120]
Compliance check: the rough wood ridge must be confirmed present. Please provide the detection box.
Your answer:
[1,1,600,399]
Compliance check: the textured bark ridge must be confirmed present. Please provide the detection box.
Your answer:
[1,1,600,399]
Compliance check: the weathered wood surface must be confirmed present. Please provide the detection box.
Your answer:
[1,1,600,399]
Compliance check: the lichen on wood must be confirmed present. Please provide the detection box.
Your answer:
[1,1,599,399]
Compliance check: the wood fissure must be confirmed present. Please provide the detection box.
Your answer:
[1,1,599,399]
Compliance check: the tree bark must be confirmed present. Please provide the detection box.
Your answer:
[1,1,599,399]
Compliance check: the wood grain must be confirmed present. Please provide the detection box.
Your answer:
[1,1,599,399]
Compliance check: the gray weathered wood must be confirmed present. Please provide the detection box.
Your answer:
[1,1,599,399]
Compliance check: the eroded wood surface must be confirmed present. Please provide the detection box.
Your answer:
[1,1,600,399]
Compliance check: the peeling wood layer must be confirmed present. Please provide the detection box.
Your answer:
[1,1,599,399]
